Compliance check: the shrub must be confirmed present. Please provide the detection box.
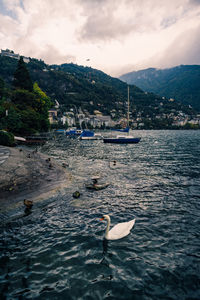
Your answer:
[0,130,15,146]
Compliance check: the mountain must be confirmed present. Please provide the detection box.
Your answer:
[119,65,200,112]
[0,53,197,129]
[0,55,146,117]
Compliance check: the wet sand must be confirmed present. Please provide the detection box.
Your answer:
[0,146,70,212]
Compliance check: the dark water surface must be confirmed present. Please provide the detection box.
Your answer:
[0,130,200,299]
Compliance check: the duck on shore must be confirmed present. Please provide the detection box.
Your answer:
[73,191,81,198]
[24,199,33,209]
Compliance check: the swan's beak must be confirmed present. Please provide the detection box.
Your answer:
[100,217,104,221]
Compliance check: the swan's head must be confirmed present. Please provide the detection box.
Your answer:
[100,215,110,222]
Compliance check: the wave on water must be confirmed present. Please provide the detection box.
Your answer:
[0,130,200,299]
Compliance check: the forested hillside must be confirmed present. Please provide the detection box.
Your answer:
[0,55,195,118]
[119,65,200,112]
[0,55,142,117]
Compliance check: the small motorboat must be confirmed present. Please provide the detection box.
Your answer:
[79,130,102,140]
[66,128,82,137]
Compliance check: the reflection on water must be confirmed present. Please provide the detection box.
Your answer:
[0,130,200,299]
[102,238,108,256]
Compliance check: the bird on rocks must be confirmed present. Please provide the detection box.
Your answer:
[24,199,33,209]
[48,163,53,169]
[73,191,81,198]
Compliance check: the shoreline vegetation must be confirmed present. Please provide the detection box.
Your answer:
[0,146,70,213]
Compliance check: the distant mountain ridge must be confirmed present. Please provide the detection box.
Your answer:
[119,65,200,112]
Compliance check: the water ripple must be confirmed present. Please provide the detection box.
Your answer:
[0,130,200,299]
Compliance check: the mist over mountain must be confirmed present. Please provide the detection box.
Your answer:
[119,65,200,112]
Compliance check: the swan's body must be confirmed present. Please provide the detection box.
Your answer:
[100,215,135,240]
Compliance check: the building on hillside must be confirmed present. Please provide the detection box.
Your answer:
[119,118,128,128]
[77,113,85,127]
[172,119,187,126]
[87,115,113,127]
[1,49,20,60]
[1,49,30,63]
[97,115,113,127]
[188,118,200,125]
[48,109,58,124]
[94,110,102,116]
[61,112,76,127]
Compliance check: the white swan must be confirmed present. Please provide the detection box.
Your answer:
[100,215,135,240]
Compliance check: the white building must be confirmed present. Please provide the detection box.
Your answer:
[1,49,30,63]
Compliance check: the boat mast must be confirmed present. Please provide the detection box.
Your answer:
[127,85,130,128]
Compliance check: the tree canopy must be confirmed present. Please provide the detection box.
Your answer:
[0,58,51,135]
[0,77,4,100]
[12,56,33,92]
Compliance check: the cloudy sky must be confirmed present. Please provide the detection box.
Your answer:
[0,0,200,76]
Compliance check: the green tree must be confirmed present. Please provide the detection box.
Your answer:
[13,57,33,92]
[81,121,86,129]
[9,82,52,133]
[11,89,36,110]
[20,109,41,134]
[33,82,51,114]
[0,77,5,100]
[0,104,22,133]
[0,130,15,146]
[33,82,51,131]
[64,121,69,129]
[5,106,22,133]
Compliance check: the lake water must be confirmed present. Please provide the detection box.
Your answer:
[0,130,200,299]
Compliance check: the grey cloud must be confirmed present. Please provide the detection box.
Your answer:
[13,39,76,65]
[160,17,178,29]
[38,45,76,65]
[76,0,198,42]
[77,0,122,41]
[115,24,200,76]
[144,25,200,69]
[77,0,158,42]
[78,13,136,42]
[189,0,200,5]
[1,0,200,75]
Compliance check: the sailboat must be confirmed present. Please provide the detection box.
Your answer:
[103,86,141,144]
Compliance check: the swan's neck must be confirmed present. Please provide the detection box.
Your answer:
[105,218,110,239]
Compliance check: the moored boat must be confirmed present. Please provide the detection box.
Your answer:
[56,129,66,134]
[103,86,141,144]
[66,128,82,136]
[103,136,141,144]
[15,135,47,145]
[80,130,102,140]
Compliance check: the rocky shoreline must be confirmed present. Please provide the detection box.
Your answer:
[0,146,70,212]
